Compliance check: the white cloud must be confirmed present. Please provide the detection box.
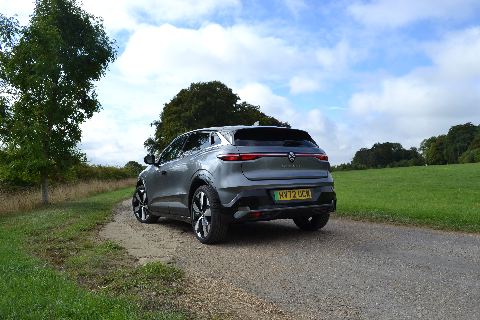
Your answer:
[350,28,480,117]
[80,111,155,167]
[316,40,355,69]
[425,28,480,81]
[117,23,304,84]
[347,27,480,148]
[82,0,240,33]
[348,0,480,28]
[286,40,359,94]
[2,0,240,34]
[289,76,323,94]
[117,22,356,95]
[235,82,295,120]
[80,0,138,33]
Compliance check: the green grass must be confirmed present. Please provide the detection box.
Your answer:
[4,164,479,318]
[331,163,480,233]
[0,187,193,320]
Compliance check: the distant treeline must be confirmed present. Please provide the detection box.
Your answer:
[332,122,480,171]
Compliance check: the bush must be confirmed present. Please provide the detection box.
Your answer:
[331,163,367,171]
[0,162,137,191]
[72,164,136,181]
[459,149,480,164]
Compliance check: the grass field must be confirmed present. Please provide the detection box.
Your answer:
[0,187,193,320]
[331,163,480,233]
[2,164,479,319]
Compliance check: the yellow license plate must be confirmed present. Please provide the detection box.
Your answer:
[274,189,312,201]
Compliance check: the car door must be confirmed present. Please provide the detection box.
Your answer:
[145,134,188,214]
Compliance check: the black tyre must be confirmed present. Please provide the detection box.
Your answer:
[293,213,330,231]
[132,186,160,223]
[191,185,228,244]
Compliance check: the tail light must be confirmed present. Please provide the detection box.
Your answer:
[218,153,329,161]
[217,154,261,161]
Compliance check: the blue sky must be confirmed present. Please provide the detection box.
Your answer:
[2,0,480,166]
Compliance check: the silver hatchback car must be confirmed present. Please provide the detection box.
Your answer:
[133,126,336,244]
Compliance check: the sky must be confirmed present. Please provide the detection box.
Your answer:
[2,0,480,166]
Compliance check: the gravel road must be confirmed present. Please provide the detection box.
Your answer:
[101,200,480,319]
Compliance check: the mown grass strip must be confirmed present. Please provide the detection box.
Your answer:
[0,187,192,320]
[331,163,480,233]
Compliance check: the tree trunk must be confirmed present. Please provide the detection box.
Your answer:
[40,170,49,204]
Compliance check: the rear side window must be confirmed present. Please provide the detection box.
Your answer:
[219,131,233,144]
[211,132,222,146]
[234,128,318,147]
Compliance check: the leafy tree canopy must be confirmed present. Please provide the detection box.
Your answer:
[420,136,437,155]
[124,161,145,176]
[428,135,448,165]
[0,0,117,202]
[421,123,480,165]
[467,132,480,152]
[144,81,290,155]
[444,122,478,164]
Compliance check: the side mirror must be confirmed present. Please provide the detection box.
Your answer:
[144,154,155,165]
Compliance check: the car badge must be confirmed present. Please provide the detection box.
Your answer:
[288,151,296,163]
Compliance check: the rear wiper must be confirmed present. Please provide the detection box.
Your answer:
[283,140,302,146]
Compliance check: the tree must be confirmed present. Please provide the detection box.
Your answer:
[350,142,422,169]
[352,148,370,167]
[406,147,424,166]
[365,142,402,168]
[0,0,116,203]
[467,132,480,152]
[124,161,145,176]
[145,81,290,155]
[459,130,480,164]
[444,122,478,164]
[428,135,447,165]
[420,136,437,162]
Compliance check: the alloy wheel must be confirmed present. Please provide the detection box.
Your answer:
[132,186,159,223]
[192,190,212,239]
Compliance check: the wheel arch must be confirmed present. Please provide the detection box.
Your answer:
[136,179,144,188]
[188,172,220,213]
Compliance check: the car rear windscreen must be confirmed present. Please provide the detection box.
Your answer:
[234,128,318,147]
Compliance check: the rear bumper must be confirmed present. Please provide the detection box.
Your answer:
[219,186,336,223]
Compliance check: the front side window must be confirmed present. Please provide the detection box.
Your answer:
[182,131,213,155]
[159,135,187,163]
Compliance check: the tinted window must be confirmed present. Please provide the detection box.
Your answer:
[159,135,187,163]
[182,131,212,155]
[234,128,318,147]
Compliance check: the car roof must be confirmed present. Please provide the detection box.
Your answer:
[185,125,295,135]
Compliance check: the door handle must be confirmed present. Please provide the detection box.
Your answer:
[161,170,167,175]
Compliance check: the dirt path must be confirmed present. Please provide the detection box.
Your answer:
[100,199,299,320]
[101,199,480,319]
